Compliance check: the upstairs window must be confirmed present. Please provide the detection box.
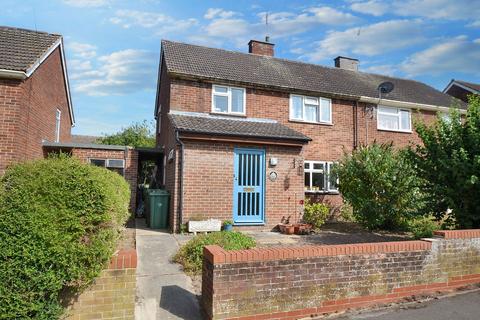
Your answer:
[377,106,411,132]
[212,85,245,115]
[55,109,61,142]
[89,158,125,176]
[304,161,338,193]
[290,95,332,124]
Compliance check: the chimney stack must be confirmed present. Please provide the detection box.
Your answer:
[248,39,274,56]
[334,56,359,71]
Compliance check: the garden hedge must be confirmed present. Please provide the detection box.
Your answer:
[0,156,130,319]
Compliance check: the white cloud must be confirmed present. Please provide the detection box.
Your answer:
[350,0,390,16]
[69,42,97,59]
[109,10,197,35]
[73,49,157,96]
[362,64,398,76]
[401,36,480,76]
[349,0,480,22]
[197,6,359,48]
[63,0,108,7]
[306,19,425,61]
[204,8,236,20]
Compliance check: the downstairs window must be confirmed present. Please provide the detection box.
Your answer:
[304,161,338,193]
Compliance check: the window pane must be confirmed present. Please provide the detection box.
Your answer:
[313,162,324,170]
[304,162,310,169]
[378,114,399,130]
[304,97,318,105]
[304,172,311,190]
[328,164,338,191]
[320,99,331,123]
[214,86,228,93]
[231,88,244,113]
[378,106,397,114]
[90,159,105,167]
[312,172,325,191]
[304,104,318,122]
[400,110,411,130]
[291,96,303,119]
[213,95,228,113]
[107,159,124,168]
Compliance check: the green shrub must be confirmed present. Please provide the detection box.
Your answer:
[0,155,130,319]
[333,143,424,231]
[410,95,480,228]
[302,199,329,228]
[407,215,440,239]
[173,231,256,275]
[339,204,356,222]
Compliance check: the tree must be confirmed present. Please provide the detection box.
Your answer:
[333,143,423,230]
[411,95,480,228]
[96,120,155,148]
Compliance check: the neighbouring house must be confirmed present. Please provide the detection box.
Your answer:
[443,79,480,103]
[155,39,465,232]
[0,26,74,175]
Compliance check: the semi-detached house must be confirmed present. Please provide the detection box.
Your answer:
[155,39,464,232]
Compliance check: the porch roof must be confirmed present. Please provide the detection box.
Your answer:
[169,111,311,143]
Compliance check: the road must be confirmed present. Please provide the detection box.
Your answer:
[334,290,480,320]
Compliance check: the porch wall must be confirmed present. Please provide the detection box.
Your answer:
[202,229,480,320]
[181,141,304,230]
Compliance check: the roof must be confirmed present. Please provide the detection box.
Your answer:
[169,111,311,142]
[0,26,61,72]
[453,80,480,93]
[71,134,101,144]
[162,40,461,109]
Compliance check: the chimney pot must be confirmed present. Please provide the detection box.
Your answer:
[334,56,359,71]
[248,39,274,56]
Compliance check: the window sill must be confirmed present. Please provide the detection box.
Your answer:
[377,128,412,134]
[305,190,340,195]
[210,112,246,118]
[289,119,333,126]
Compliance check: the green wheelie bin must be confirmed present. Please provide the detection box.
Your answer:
[145,189,170,229]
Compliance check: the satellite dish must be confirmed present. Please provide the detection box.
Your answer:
[378,81,394,94]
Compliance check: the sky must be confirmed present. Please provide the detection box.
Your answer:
[1,0,479,136]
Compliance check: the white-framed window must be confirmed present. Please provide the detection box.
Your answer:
[55,109,61,142]
[304,161,338,193]
[89,158,125,176]
[212,85,246,115]
[290,95,332,124]
[377,106,411,132]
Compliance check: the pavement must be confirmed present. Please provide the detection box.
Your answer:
[134,219,203,320]
[332,290,480,320]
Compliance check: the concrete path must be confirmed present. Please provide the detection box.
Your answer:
[135,219,203,320]
[333,290,480,320]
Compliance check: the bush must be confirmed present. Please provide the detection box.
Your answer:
[303,199,329,228]
[333,143,424,230]
[173,231,256,275]
[411,95,480,228]
[407,215,440,239]
[0,156,130,319]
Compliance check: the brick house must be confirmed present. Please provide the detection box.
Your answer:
[0,26,75,175]
[155,39,463,232]
[443,79,479,103]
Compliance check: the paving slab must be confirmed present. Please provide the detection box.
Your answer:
[135,219,203,320]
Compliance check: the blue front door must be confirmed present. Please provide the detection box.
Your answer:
[233,148,265,224]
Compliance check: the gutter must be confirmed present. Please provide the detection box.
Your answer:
[359,96,466,114]
[0,69,27,79]
[175,130,185,232]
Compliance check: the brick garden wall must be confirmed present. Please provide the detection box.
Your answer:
[202,230,480,320]
[63,249,137,320]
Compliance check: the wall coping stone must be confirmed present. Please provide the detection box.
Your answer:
[434,229,480,239]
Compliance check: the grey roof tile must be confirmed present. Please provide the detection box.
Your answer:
[0,26,60,72]
[169,112,311,142]
[162,40,463,109]
[456,80,480,92]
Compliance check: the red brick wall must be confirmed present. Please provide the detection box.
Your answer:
[180,141,304,230]
[203,230,480,320]
[0,47,72,175]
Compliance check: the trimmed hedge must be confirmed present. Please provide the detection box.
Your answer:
[0,156,130,319]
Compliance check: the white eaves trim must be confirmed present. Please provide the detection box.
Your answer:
[358,96,466,114]
[0,38,75,126]
[443,80,479,95]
